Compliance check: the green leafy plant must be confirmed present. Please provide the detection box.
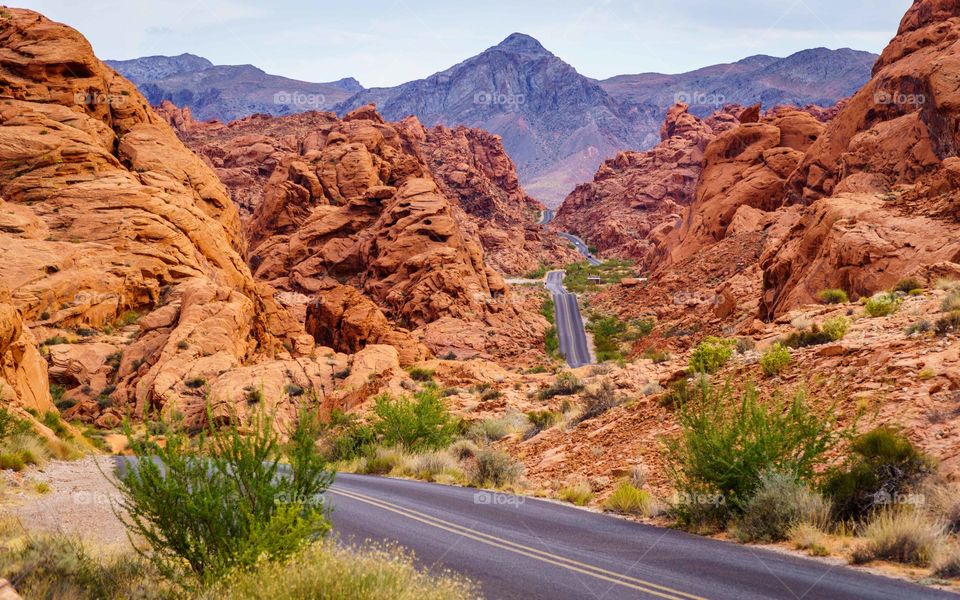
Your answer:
[759,344,791,377]
[783,316,849,348]
[688,337,736,374]
[666,382,841,526]
[372,389,457,452]
[864,292,902,318]
[115,408,334,585]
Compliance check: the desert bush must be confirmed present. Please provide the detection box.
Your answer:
[934,544,960,579]
[325,421,376,462]
[659,378,699,409]
[733,472,831,543]
[666,382,840,526]
[864,292,902,318]
[407,367,435,383]
[468,416,522,442]
[759,344,791,377]
[115,408,334,584]
[735,337,756,354]
[604,482,652,515]
[824,427,933,523]
[448,439,479,460]
[372,389,457,451]
[818,289,849,304]
[943,288,960,313]
[537,371,583,400]
[920,480,960,534]
[573,380,623,424]
[688,337,736,374]
[894,278,924,294]
[408,451,462,483]
[558,482,593,506]
[362,446,407,475]
[204,541,477,600]
[643,348,670,364]
[851,509,944,566]
[526,410,560,437]
[936,311,960,336]
[783,316,849,348]
[0,528,176,600]
[469,449,521,488]
[544,326,560,357]
[789,522,830,557]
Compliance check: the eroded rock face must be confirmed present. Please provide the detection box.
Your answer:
[415,123,579,274]
[758,0,960,317]
[166,104,549,362]
[552,104,739,262]
[0,8,339,428]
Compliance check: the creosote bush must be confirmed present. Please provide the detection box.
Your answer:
[115,408,334,585]
[372,389,457,452]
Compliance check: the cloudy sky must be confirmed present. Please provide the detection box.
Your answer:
[22,0,912,87]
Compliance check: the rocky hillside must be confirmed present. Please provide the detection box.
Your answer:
[107,54,363,122]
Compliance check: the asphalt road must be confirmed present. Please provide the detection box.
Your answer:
[545,270,592,368]
[539,208,601,266]
[329,474,956,600]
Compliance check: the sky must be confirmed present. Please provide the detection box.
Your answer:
[21,0,913,88]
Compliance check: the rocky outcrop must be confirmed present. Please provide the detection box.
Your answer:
[167,104,549,362]
[553,104,739,262]
[759,0,960,317]
[0,8,348,428]
[415,123,580,274]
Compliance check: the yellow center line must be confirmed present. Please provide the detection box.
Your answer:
[330,487,708,600]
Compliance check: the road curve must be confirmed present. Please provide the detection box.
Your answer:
[328,474,953,600]
[545,270,592,368]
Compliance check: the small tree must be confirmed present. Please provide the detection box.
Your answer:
[688,337,736,374]
[115,408,334,585]
[372,388,457,451]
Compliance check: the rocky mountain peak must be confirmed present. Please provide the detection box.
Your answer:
[492,32,551,56]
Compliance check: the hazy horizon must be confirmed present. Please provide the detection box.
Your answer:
[21,0,911,87]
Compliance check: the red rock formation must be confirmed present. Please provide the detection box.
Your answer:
[166,105,550,362]
[0,8,356,428]
[552,104,739,262]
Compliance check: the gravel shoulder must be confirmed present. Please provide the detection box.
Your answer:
[1,456,130,549]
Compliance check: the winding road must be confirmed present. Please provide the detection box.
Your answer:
[546,270,592,368]
[328,474,954,600]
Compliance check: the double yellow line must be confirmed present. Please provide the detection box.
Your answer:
[330,487,707,600]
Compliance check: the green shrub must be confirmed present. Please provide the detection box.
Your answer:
[824,427,933,523]
[448,439,479,460]
[285,384,305,397]
[184,377,206,389]
[557,482,593,506]
[540,296,555,324]
[325,422,376,462]
[204,541,477,600]
[659,379,697,409]
[666,382,840,525]
[42,336,70,346]
[821,316,851,341]
[604,483,652,515]
[526,410,560,437]
[544,326,559,357]
[894,278,924,294]
[818,289,849,304]
[537,371,583,400]
[733,472,831,543]
[688,337,735,374]
[407,367,435,383]
[372,389,457,452]
[851,509,944,566]
[469,449,521,488]
[759,344,791,377]
[115,409,334,584]
[864,292,902,318]
[362,446,406,475]
[42,411,69,438]
[118,311,141,326]
[0,452,25,471]
[643,348,670,363]
[467,417,517,442]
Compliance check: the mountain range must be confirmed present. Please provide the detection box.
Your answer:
[109,37,877,205]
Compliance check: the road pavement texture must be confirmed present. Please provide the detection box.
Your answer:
[545,270,592,368]
[329,474,955,600]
